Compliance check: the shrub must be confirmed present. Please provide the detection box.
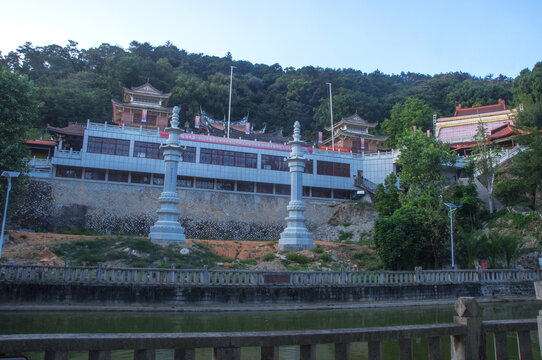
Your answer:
[312,246,324,254]
[286,253,310,264]
[338,230,353,241]
[495,179,528,206]
[319,253,332,262]
[263,253,275,262]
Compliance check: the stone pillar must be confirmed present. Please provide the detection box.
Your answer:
[451,297,482,360]
[278,121,314,251]
[149,106,186,244]
[534,281,542,356]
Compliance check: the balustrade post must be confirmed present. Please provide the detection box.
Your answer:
[97,263,102,283]
[213,347,241,360]
[89,350,112,360]
[340,266,345,284]
[203,265,210,284]
[261,346,279,360]
[451,297,482,360]
[44,351,68,360]
[534,281,542,356]
[415,267,423,283]
[300,344,316,360]
[334,342,350,360]
[174,348,195,360]
[134,349,155,360]
[368,340,382,360]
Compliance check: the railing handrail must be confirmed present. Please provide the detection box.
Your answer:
[1,263,540,286]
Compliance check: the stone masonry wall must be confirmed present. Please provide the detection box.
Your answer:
[17,179,342,240]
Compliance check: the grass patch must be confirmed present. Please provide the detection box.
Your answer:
[312,246,324,254]
[263,253,275,262]
[338,230,353,242]
[286,253,310,265]
[319,253,332,262]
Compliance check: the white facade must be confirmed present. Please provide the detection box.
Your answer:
[44,121,397,200]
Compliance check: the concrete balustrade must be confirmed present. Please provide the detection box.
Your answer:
[1,264,541,287]
[0,298,537,360]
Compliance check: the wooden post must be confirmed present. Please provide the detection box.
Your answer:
[174,348,195,360]
[334,342,350,360]
[300,344,316,360]
[451,297,482,360]
[213,347,241,360]
[261,345,279,360]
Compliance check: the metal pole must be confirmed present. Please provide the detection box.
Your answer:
[227,66,235,138]
[327,83,334,151]
[0,177,12,259]
[450,208,455,270]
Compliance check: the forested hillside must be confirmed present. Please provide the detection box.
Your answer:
[0,40,525,140]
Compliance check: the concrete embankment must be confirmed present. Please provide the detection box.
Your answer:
[0,281,534,307]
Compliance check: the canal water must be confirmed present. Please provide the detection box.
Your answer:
[1,301,540,359]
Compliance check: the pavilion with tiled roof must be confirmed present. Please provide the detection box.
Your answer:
[111,83,173,129]
[323,114,388,153]
[46,123,86,151]
[435,99,518,153]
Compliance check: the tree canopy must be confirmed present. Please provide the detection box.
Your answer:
[0,41,516,140]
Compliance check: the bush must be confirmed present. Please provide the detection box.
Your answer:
[312,246,324,254]
[495,179,528,206]
[319,253,332,262]
[263,253,275,262]
[286,253,310,264]
[338,230,353,242]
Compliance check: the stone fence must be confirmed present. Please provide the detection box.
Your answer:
[1,263,540,286]
[0,298,538,360]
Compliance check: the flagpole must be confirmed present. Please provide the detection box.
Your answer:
[326,83,334,151]
[227,66,236,138]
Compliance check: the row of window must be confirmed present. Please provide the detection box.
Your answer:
[86,137,349,177]
[55,166,352,199]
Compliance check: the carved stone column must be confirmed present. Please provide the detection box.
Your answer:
[278,121,314,251]
[149,106,186,244]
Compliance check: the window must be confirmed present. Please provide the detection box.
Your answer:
[275,184,290,195]
[87,137,129,156]
[196,177,214,189]
[199,148,257,168]
[261,154,288,171]
[304,160,314,174]
[237,181,254,192]
[216,179,235,191]
[152,174,164,186]
[133,96,159,105]
[108,170,129,182]
[256,182,274,194]
[177,176,193,188]
[147,112,157,126]
[84,168,105,181]
[316,160,350,177]
[303,186,311,197]
[333,189,352,199]
[134,141,163,159]
[56,166,82,178]
[131,172,151,184]
[133,110,142,124]
[182,147,196,163]
[312,187,332,198]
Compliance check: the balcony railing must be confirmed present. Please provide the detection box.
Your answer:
[0,298,537,360]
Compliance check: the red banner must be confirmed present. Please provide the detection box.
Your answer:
[194,116,200,129]
[318,132,323,143]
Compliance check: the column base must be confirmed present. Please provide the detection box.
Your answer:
[278,227,314,251]
[149,222,186,244]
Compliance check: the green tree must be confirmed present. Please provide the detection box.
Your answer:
[469,122,500,213]
[381,97,433,147]
[0,66,39,212]
[375,173,401,216]
[374,194,449,270]
[396,131,456,197]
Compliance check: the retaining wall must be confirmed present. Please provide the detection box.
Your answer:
[15,179,343,240]
[0,281,534,306]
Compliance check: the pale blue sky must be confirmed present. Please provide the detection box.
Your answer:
[2,0,541,77]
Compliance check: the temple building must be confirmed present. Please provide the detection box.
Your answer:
[111,83,173,129]
[194,111,288,143]
[435,99,518,153]
[322,114,388,153]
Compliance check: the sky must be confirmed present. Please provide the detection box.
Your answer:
[1,0,542,78]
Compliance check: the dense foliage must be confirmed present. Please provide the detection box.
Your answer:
[1,40,515,139]
[0,66,39,213]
